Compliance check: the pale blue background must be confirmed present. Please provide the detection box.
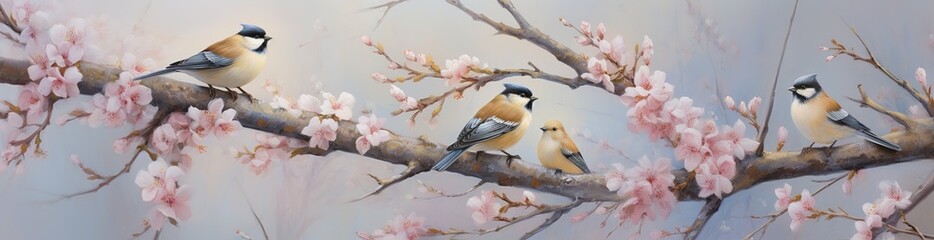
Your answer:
[0,0,932,239]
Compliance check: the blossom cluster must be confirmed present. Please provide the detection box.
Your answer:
[1,0,101,171]
[604,156,676,224]
[134,159,191,230]
[563,20,654,92]
[149,99,241,170]
[357,213,427,240]
[620,65,758,199]
[466,190,538,225]
[850,181,912,240]
[233,134,303,175]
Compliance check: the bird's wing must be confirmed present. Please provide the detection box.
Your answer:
[164,51,235,71]
[446,116,520,151]
[559,148,591,174]
[827,109,871,132]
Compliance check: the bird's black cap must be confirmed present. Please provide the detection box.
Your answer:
[791,73,821,90]
[238,24,267,38]
[502,83,534,98]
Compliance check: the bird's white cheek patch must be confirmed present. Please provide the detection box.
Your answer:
[796,88,816,98]
[243,37,264,50]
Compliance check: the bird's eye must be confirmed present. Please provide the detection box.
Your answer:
[552,127,557,131]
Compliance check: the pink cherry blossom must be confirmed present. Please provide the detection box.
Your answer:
[825,55,835,62]
[580,21,592,37]
[49,18,90,52]
[641,35,654,65]
[320,92,355,120]
[37,66,82,98]
[774,183,793,211]
[620,66,673,107]
[119,53,155,75]
[719,120,759,159]
[301,118,338,150]
[360,35,372,46]
[522,190,537,204]
[270,95,301,117]
[862,200,893,228]
[187,98,240,137]
[358,213,426,240]
[440,55,486,87]
[674,128,708,171]
[723,96,735,110]
[787,189,815,232]
[879,181,912,209]
[356,114,391,155]
[695,165,732,198]
[777,125,788,143]
[389,84,407,102]
[151,124,178,153]
[296,94,321,114]
[851,220,873,240]
[596,23,606,40]
[113,138,132,153]
[466,190,501,225]
[371,72,389,83]
[748,97,761,115]
[135,159,184,202]
[819,46,830,51]
[416,54,428,66]
[581,57,614,92]
[575,35,591,45]
[17,83,47,120]
[27,48,52,81]
[403,50,417,62]
[605,163,627,193]
[400,97,418,111]
[156,182,192,221]
[917,67,927,88]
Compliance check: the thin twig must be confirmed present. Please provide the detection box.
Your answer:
[519,200,583,240]
[755,0,800,156]
[433,199,585,238]
[360,0,412,30]
[836,24,934,116]
[743,172,846,240]
[349,160,426,203]
[415,180,485,200]
[847,84,917,130]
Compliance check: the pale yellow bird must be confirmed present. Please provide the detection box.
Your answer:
[135,24,271,102]
[537,120,591,174]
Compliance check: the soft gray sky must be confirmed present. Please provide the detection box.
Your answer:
[0,0,933,239]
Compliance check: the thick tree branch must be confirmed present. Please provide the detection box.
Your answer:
[684,198,722,240]
[1,57,933,205]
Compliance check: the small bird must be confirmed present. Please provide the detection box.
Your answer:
[537,120,591,174]
[432,83,538,171]
[135,24,271,102]
[788,73,901,151]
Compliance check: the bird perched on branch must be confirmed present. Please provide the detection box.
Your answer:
[432,83,538,171]
[788,73,901,151]
[135,24,271,102]
[537,120,591,174]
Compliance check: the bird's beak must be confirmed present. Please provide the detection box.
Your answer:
[787,87,795,92]
[264,36,273,40]
[540,127,547,132]
[530,96,539,101]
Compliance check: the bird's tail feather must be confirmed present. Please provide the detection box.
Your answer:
[856,130,901,151]
[134,69,176,80]
[433,148,467,171]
